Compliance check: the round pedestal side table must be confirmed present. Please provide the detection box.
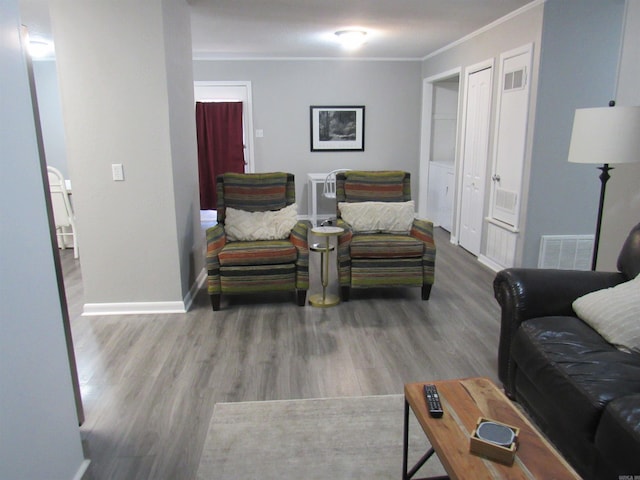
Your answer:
[309,226,344,307]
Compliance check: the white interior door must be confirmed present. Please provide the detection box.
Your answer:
[459,66,492,255]
[490,45,533,228]
[194,81,255,173]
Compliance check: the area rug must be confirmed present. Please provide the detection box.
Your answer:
[196,394,447,479]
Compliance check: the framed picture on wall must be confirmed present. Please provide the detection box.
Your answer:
[310,105,365,151]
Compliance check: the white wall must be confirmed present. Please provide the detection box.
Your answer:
[1,2,87,478]
[193,59,423,215]
[50,0,203,311]
[598,0,640,270]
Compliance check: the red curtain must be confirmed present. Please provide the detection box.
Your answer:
[196,101,245,209]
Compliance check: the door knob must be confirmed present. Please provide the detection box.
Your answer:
[492,174,501,182]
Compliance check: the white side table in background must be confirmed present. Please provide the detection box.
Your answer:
[307,173,328,226]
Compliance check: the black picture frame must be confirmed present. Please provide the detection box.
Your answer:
[310,105,365,152]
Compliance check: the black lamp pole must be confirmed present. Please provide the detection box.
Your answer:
[591,100,617,271]
[592,163,612,271]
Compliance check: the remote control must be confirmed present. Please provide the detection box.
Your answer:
[424,384,444,418]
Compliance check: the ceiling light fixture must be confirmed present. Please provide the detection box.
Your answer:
[28,39,54,58]
[335,30,367,50]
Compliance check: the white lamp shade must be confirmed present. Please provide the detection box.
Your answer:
[567,106,640,164]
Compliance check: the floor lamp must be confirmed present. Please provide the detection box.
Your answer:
[567,105,640,270]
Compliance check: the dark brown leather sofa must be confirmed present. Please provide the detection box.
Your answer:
[494,223,640,479]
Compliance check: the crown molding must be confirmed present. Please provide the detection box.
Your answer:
[422,0,546,61]
[192,55,423,62]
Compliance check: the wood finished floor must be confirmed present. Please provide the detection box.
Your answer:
[62,227,501,479]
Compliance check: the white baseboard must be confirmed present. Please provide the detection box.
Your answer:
[477,254,504,272]
[184,268,207,311]
[82,268,207,316]
[82,301,187,316]
[75,459,91,480]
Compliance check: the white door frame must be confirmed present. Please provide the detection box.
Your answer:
[418,67,461,228]
[193,80,255,173]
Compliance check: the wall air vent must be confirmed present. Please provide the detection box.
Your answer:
[494,188,518,215]
[504,67,526,91]
[538,235,594,270]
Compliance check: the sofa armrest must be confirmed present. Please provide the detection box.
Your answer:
[290,220,311,289]
[494,268,625,395]
[494,268,625,322]
[410,218,436,286]
[336,219,353,287]
[206,225,226,295]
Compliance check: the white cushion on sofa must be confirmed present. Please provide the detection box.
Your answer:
[338,201,415,234]
[225,203,298,241]
[572,273,640,353]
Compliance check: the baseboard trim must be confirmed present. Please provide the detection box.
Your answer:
[82,301,187,316]
[82,268,207,316]
[477,254,504,272]
[76,459,91,480]
[184,268,207,311]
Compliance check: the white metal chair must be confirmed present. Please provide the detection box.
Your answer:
[322,169,351,200]
[47,166,78,258]
[319,169,351,226]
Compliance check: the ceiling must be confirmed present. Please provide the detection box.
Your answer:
[19,0,535,60]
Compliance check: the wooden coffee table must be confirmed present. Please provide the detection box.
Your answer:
[402,377,580,479]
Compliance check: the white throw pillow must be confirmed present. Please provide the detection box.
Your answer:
[572,273,640,353]
[338,201,415,234]
[225,203,298,241]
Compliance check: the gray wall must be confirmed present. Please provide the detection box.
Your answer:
[1,1,86,478]
[523,0,626,267]
[599,0,640,270]
[193,60,423,215]
[31,34,423,307]
[50,0,202,309]
[163,0,203,299]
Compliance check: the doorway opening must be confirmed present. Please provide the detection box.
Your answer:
[419,69,461,242]
[194,81,255,226]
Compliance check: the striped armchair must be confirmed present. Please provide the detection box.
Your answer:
[335,171,436,301]
[205,172,310,311]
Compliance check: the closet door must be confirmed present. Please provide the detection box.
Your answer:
[459,66,492,256]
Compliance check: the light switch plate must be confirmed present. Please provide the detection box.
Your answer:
[112,163,124,181]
